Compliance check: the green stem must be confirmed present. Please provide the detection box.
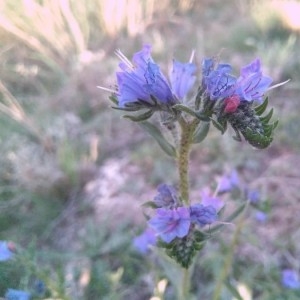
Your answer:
[212,215,245,300]
[179,268,190,300]
[178,118,200,205]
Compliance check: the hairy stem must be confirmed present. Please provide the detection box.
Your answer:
[178,118,200,205]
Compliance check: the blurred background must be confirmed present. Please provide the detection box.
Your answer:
[0,0,299,299]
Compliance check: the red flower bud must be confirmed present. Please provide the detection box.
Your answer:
[224,95,240,113]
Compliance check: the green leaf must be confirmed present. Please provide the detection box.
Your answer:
[173,104,198,117]
[112,106,141,112]
[142,201,158,209]
[211,118,226,133]
[208,203,247,234]
[255,97,268,116]
[193,122,210,143]
[123,110,154,122]
[260,108,273,124]
[162,230,207,268]
[109,95,118,105]
[195,112,211,122]
[232,126,242,142]
[139,121,177,157]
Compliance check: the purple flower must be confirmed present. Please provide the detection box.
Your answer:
[218,170,239,193]
[201,189,224,211]
[5,289,31,300]
[235,58,272,103]
[202,57,272,103]
[170,60,196,99]
[116,45,196,107]
[202,58,237,100]
[190,204,218,227]
[153,184,178,208]
[254,211,268,223]
[247,189,260,204]
[133,228,157,254]
[0,241,15,261]
[148,207,190,243]
[281,269,300,289]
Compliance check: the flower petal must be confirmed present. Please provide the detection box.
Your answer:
[170,60,196,99]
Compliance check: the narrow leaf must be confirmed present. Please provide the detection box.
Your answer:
[139,121,176,157]
[211,118,226,133]
[193,122,210,143]
[173,104,198,117]
[112,106,141,112]
[260,108,273,123]
[142,201,158,209]
[195,112,211,122]
[255,97,268,116]
[109,95,118,105]
[123,110,154,122]
[208,203,247,234]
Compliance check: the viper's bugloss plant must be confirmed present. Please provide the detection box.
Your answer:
[100,44,288,298]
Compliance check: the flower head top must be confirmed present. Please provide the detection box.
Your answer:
[202,57,272,104]
[115,45,196,108]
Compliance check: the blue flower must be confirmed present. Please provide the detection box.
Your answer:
[202,58,237,100]
[170,60,196,99]
[116,45,196,107]
[5,289,31,300]
[0,241,15,261]
[201,189,224,211]
[202,57,272,103]
[254,211,268,223]
[281,269,300,289]
[235,58,272,103]
[148,207,190,243]
[190,204,218,227]
[217,170,239,193]
[133,228,157,254]
[153,184,178,208]
[247,189,260,204]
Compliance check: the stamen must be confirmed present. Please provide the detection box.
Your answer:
[267,79,290,91]
[115,49,134,69]
[189,50,195,63]
[97,86,119,94]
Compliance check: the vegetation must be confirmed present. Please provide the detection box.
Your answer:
[0,0,300,299]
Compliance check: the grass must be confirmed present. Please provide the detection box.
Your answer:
[0,0,300,299]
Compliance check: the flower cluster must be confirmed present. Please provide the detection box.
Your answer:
[115,44,196,108]
[105,44,283,150]
[203,58,273,106]
[146,184,222,244]
[113,45,274,111]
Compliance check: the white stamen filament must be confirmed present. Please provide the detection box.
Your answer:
[189,50,195,63]
[115,49,134,70]
[97,86,118,94]
[267,79,290,91]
